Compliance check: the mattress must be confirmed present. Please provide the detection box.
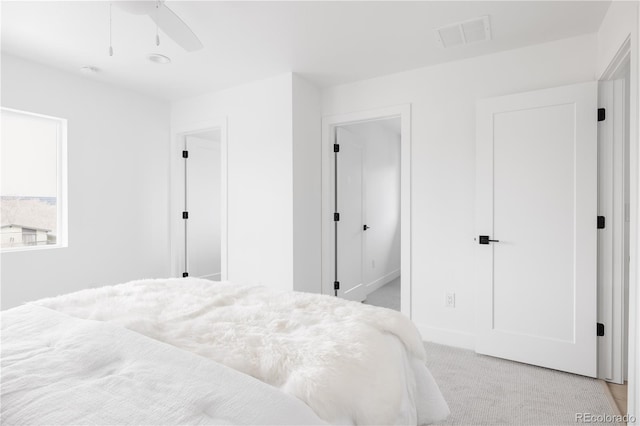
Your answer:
[1,304,326,425]
[35,278,450,425]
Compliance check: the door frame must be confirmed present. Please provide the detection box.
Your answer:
[598,38,631,385]
[599,31,639,417]
[170,118,228,280]
[321,104,411,317]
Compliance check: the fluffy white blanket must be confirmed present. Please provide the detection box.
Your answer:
[36,278,449,425]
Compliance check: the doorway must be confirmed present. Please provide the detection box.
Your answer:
[171,119,228,282]
[321,105,411,317]
[335,119,401,309]
[183,129,222,280]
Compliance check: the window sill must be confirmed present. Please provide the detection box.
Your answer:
[1,243,68,254]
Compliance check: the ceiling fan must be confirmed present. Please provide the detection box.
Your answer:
[115,1,203,52]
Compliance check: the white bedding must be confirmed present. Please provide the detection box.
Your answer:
[1,304,326,425]
[36,278,450,425]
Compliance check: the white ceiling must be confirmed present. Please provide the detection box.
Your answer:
[2,1,611,101]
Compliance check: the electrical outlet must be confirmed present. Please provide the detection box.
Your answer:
[445,292,456,308]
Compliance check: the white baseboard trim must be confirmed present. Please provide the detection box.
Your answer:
[416,324,476,351]
[197,272,221,281]
[365,268,401,293]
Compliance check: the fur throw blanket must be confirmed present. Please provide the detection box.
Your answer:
[36,278,449,425]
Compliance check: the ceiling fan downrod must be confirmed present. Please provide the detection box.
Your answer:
[155,1,160,47]
[108,2,114,56]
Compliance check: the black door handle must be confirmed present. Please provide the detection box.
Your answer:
[363,224,370,231]
[479,235,499,245]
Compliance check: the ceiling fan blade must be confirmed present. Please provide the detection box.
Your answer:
[151,4,203,52]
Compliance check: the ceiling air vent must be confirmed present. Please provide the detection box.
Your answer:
[435,16,492,48]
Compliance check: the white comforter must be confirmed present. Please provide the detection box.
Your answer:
[36,278,450,425]
[1,304,326,425]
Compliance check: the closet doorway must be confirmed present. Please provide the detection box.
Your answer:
[172,120,228,282]
[183,129,221,280]
[322,105,411,317]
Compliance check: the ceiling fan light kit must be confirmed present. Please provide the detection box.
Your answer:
[147,53,172,64]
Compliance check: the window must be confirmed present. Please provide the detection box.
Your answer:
[1,108,67,251]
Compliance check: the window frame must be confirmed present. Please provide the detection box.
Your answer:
[1,107,68,252]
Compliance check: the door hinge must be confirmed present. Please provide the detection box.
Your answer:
[597,322,605,336]
[334,281,340,290]
[333,144,340,153]
[182,211,189,219]
[334,212,340,221]
[597,216,605,229]
[182,150,189,158]
[598,108,606,122]
[182,272,189,278]
[479,235,500,245]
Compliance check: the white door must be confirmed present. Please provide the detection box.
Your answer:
[185,135,221,280]
[475,81,598,377]
[336,127,366,301]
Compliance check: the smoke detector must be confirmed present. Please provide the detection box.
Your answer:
[435,16,492,48]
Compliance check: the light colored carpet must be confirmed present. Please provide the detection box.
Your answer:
[363,276,400,311]
[424,342,620,425]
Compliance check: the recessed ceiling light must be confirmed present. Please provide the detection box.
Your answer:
[148,53,171,64]
[80,66,99,74]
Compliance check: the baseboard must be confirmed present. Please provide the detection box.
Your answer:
[600,380,623,416]
[416,324,476,351]
[197,272,221,281]
[365,268,400,293]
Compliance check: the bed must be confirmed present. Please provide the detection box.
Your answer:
[3,278,449,425]
[2,304,326,425]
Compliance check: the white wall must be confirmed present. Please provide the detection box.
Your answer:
[172,74,294,291]
[322,34,598,348]
[341,119,401,291]
[636,4,639,418]
[292,75,322,294]
[1,54,171,309]
[172,73,322,293]
[597,1,638,78]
